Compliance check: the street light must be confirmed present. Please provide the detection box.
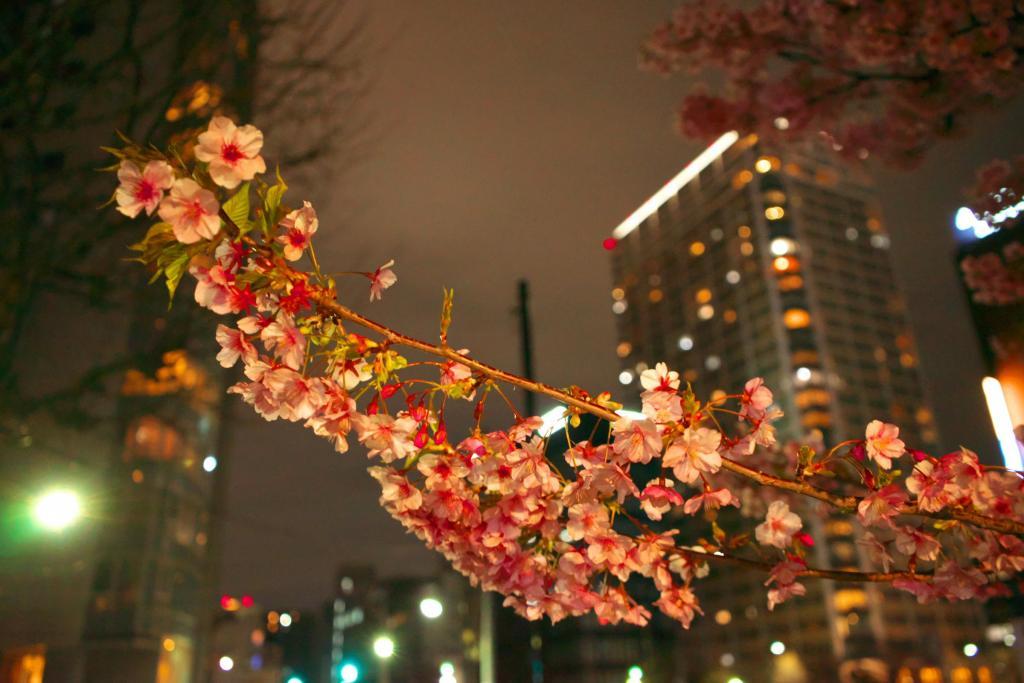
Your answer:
[770,640,786,656]
[218,656,234,671]
[373,635,395,659]
[964,643,979,658]
[420,597,444,619]
[33,488,82,531]
[627,665,643,681]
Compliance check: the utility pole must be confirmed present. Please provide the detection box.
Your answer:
[517,280,537,416]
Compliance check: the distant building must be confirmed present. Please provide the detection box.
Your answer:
[329,563,480,683]
[604,133,1002,682]
[953,209,1024,469]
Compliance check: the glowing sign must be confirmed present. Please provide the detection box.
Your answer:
[954,201,1024,240]
[612,132,740,240]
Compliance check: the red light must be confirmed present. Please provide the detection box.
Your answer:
[241,595,254,607]
[220,595,232,609]
[602,237,618,250]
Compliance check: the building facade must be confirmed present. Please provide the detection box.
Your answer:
[605,134,1003,682]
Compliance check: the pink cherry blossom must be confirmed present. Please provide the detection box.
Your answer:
[277,201,319,261]
[368,466,423,513]
[865,420,905,470]
[654,584,703,628]
[158,178,221,244]
[566,502,611,541]
[765,556,807,610]
[857,483,907,528]
[369,259,397,301]
[640,481,683,521]
[191,264,235,314]
[611,418,662,464]
[894,526,941,563]
[194,116,266,189]
[755,500,803,549]
[682,487,739,515]
[260,313,306,370]
[663,427,722,483]
[640,362,680,392]
[115,160,174,218]
[215,324,256,368]
[353,413,418,462]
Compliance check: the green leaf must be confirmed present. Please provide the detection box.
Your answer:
[263,166,288,231]
[155,241,190,303]
[223,182,251,233]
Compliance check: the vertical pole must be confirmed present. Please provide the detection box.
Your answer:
[480,591,495,683]
[518,280,536,416]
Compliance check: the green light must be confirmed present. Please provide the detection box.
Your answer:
[340,663,359,682]
[627,665,643,681]
[286,677,303,683]
[33,489,81,531]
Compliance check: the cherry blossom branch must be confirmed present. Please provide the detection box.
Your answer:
[312,291,1024,538]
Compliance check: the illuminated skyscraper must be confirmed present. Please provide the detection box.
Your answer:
[605,134,1002,682]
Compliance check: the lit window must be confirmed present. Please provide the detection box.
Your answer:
[764,206,785,220]
[866,217,882,232]
[774,117,790,130]
[695,288,712,304]
[755,158,773,173]
[773,256,792,272]
[725,270,740,285]
[870,234,890,249]
[611,287,625,300]
[826,520,853,536]
[648,289,663,303]
[710,227,724,241]
[678,335,694,351]
[690,241,706,256]
[711,389,726,401]
[795,367,812,383]
[698,305,714,320]
[618,370,634,385]
[845,227,858,241]
[616,342,632,358]
[769,237,796,256]
[778,275,804,291]
[783,308,811,329]
[920,668,942,683]
[732,170,754,188]
[612,301,627,314]
[833,588,867,612]
[705,356,721,371]
[737,225,752,239]
[635,362,648,373]
[801,411,831,428]
[740,241,754,256]
[131,469,144,484]
[899,353,916,368]
[791,350,818,364]
[763,190,787,204]
[723,309,737,324]
[714,609,732,625]
[683,369,698,382]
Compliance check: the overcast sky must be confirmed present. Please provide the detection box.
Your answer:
[219,1,1024,609]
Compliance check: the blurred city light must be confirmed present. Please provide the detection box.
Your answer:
[279,612,293,627]
[440,662,455,676]
[218,656,234,671]
[770,640,786,655]
[286,677,303,683]
[982,377,1023,470]
[727,677,745,683]
[627,665,643,681]
[373,635,395,659]
[419,597,444,619]
[33,488,82,531]
[340,662,360,682]
[963,643,979,658]
[202,455,218,472]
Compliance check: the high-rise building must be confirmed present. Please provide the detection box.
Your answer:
[605,134,1004,682]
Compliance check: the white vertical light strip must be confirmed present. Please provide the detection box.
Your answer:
[611,131,740,240]
[982,376,1023,470]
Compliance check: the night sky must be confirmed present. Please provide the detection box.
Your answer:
[219,1,1024,609]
